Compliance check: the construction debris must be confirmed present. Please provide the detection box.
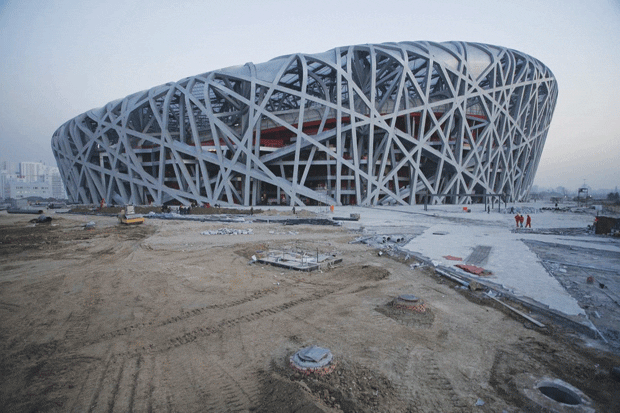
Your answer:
[332,213,360,221]
[455,264,493,276]
[352,234,414,249]
[486,291,545,328]
[8,207,45,214]
[146,211,246,223]
[282,218,340,226]
[255,249,342,272]
[29,214,52,224]
[593,216,620,235]
[468,280,484,291]
[201,228,253,235]
[268,230,299,235]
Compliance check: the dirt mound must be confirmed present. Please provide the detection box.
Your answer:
[375,301,435,328]
[258,359,405,412]
[234,243,270,260]
[336,264,390,281]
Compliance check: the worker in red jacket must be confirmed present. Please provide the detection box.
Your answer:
[515,214,520,228]
[519,214,525,227]
[526,215,532,228]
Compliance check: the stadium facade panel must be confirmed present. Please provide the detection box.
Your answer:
[52,41,558,206]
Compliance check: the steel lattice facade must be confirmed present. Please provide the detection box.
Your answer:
[52,41,558,206]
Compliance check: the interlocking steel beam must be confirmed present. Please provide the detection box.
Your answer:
[52,41,558,206]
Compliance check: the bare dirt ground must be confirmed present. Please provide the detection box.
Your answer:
[1,211,619,412]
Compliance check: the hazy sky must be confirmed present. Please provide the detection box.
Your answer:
[1,0,618,190]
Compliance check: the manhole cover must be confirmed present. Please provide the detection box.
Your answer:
[397,294,419,302]
[394,294,426,313]
[290,345,336,375]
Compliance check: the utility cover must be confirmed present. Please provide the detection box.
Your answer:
[298,346,330,363]
[398,294,419,302]
[291,345,333,369]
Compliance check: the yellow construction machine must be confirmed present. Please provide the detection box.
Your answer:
[117,205,145,225]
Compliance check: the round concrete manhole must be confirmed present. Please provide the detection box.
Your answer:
[290,345,336,375]
[516,374,595,413]
[394,294,427,313]
[538,383,580,405]
[375,293,434,327]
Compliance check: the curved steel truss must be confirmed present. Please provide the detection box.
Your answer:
[52,41,558,206]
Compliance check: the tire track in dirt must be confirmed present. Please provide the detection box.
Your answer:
[131,354,154,412]
[163,288,338,352]
[64,311,90,341]
[152,354,175,412]
[67,356,104,412]
[84,346,115,413]
[396,348,469,412]
[97,285,342,358]
[96,287,279,343]
[73,284,340,412]
[113,355,140,412]
[0,301,20,312]
[169,346,259,412]
[101,356,125,412]
[80,353,175,413]
[157,350,205,412]
[209,355,261,411]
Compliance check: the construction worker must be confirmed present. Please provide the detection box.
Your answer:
[526,215,532,228]
[519,214,524,228]
[515,214,520,228]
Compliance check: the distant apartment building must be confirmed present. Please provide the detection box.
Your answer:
[9,179,52,199]
[0,161,67,200]
[20,162,47,182]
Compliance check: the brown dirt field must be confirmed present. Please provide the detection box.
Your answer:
[0,211,619,412]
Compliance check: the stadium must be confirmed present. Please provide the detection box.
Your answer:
[51,41,558,206]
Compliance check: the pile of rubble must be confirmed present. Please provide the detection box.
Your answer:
[268,230,299,235]
[201,228,253,235]
[146,211,246,222]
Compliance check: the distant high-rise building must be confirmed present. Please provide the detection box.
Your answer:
[47,167,67,199]
[0,172,12,200]
[20,161,47,182]
[1,161,20,175]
